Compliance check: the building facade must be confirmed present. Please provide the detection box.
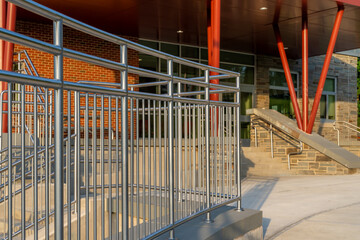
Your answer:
[13,20,358,143]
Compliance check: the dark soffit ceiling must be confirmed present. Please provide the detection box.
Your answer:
[16,0,360,59]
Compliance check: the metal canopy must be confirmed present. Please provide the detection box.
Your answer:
[16,0,360,59]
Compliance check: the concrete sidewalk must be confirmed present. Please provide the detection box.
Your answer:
[238,175,360,240]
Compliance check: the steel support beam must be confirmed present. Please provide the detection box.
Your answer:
[207,0,220,101]
[1,2,16,133]
[302,0,309,132]
[0,0,5,69]
[307,4,344,134]
[273,24,303,130]
[207,0,213,67]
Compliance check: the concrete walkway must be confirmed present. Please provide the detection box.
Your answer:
[239,175,360,240]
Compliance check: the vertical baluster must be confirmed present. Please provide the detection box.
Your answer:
[147,99,151,234]
[168,59,175,239]
[74,91,81,238]
[205,69,212,223]
[120,44,129,240]
[66,90,71,240]
[130,95,134,239]
[115,97,120,239]
[85,93,89,240]
[21,85,26,239]
[141,99,146,238]
[158,100,162,227]
[136,98,140,238]
[53,19,64,240]
[100,95,105,240]
[8,83,13,240]
[92,94,97,240]
[108,96,112,239]
[235,76,243,211]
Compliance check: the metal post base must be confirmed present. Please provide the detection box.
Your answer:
[235,207,245,212]
[204,213,214,223]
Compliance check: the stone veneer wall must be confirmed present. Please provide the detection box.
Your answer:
[255,54,358,144]
[253,53,358,174]
[250,119,359,175]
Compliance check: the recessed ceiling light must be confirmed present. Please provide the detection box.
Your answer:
[177,30,183,34]
[139,58,142,61]
[284,47,289,50]
[260,7,267,10]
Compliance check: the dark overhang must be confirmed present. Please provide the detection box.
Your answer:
[17,0,360,59]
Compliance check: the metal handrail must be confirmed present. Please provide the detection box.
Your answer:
[251,117,303,170]
[0,1,243,239]
[333,121,360,146]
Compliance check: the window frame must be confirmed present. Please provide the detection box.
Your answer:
[320,76,337,121]
[269,68,299,94]
[268,68,299,119]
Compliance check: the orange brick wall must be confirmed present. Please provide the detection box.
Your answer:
[13,20,139,134]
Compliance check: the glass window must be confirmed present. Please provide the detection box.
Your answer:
[181,45,199,59]
[320,77,336,120]
[160,59,179,76]
[241,122,251,139]
[220,51,255,65]
[269,89,295,118]
[139,54,157,71]
[269,70,298,119]
[320,95,326,119]
[328,95,335,120]
[241,92,253,115]
[161,43,179,56]
[324,77,335,92]
[139,50,158,94]
[201,48,208,60]
[201,49,254,65]
[139,40,158,50]
[220,63,254,85]
[269,71,297,88]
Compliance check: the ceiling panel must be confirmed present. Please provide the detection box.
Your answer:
[14,0,360,59]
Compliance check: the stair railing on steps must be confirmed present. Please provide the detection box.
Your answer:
[332,121,360,146]
[251,117,303,170]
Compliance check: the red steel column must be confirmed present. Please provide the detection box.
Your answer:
[2,3,16,133]
[273,24,303,130]
[307,4,344,134]
[207,0,213,67]
[302,0,309,132]
[209,0,220,101]
[4,3,16,72]
[0,0,5,69]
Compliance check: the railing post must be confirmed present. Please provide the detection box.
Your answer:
[235,76,243,211]
[168,59,175,239]
[333,122,340,146]
[53,19,64,240]
[8,83,12,240]
[74,90,81,240]
[177,82,182,205]
[120,44,129,240]
[204,69,213,223]
[270,124,274,158]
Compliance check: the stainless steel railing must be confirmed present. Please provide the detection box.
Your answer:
[0,0,242,239]
[333,121,360,146]
[251,117,303,170]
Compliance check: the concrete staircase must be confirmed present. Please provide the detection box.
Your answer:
[241,147,290,177]
[247,108,360,169]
